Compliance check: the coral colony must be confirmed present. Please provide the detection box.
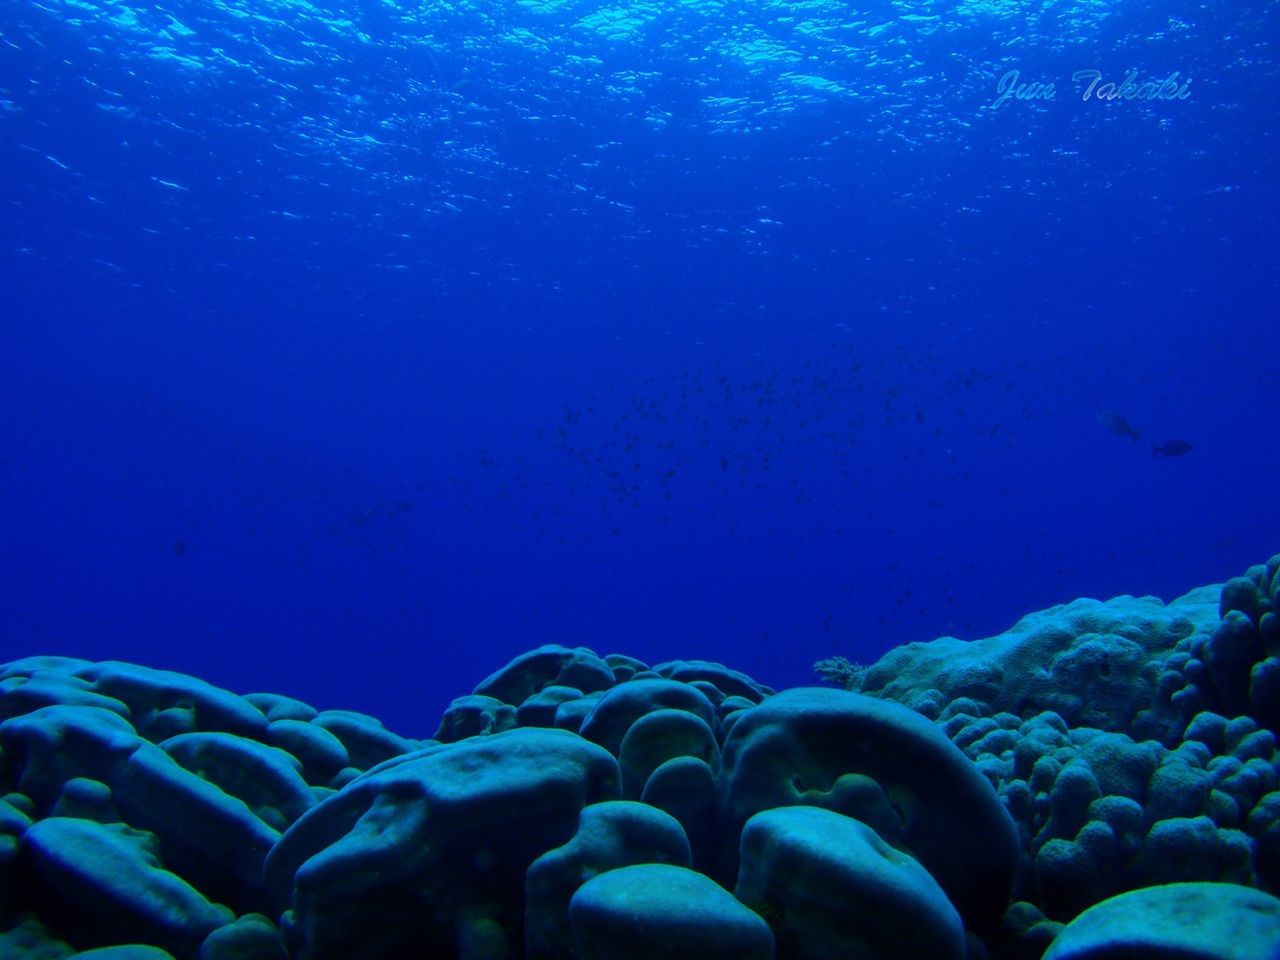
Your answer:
[4,555,1280,958]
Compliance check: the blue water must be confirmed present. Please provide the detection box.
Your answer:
[1,0,1276,736]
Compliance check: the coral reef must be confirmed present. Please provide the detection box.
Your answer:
[1,555,1278,959]
[847,554,1280,930]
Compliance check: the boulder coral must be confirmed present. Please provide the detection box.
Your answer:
[1042,881,1280,959]
[569,863,774,960]
[734,805,965,960]
[717,687,1019,930]
[836,555,1280,940]
[1,558,1279,959]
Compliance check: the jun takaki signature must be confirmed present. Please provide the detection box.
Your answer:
[991,68,1192,107]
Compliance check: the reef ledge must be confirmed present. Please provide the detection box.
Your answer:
[3,554,1280,960]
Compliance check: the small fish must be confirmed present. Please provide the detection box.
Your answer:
[1153,440,1193,458]
[173,538,189,555]
[1097,411,1141,442]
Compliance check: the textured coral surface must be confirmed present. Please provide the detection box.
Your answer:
[3,555,1280,959]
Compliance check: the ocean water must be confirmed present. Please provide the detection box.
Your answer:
[1,0,1277,738]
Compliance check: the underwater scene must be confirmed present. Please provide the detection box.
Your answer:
[2,0,1279,953]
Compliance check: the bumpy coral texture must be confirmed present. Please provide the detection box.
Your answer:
[1,555,1279,960]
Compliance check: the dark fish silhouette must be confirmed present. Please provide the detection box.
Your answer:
[1097,411,1140,441]
[1153,440,1193,458]
[173,538,189,555]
